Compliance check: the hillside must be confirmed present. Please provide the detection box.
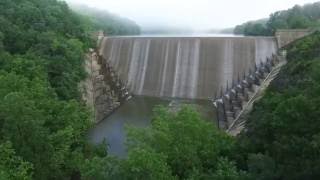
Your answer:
[234,18,269,35]
[234,2,320,36]
[0,0,139,179]
[235,31,320,179]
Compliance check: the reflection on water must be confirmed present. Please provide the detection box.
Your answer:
[88,96,217,157]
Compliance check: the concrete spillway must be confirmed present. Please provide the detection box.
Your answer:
[100,36,277,99]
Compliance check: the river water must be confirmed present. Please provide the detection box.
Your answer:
[88,96,216,156]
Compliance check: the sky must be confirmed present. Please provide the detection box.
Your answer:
[65,0,319,30]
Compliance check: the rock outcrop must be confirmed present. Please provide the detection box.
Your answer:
[81,32,131,122]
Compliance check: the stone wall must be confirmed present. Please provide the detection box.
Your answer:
[275,29,313,48]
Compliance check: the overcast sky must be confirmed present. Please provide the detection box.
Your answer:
[65,0,319,30]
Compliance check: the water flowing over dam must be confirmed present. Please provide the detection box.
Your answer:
[99,36,277,99]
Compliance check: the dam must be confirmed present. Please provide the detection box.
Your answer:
[87,35,280,156]
[99,36,278,100]
[86,30,313,156]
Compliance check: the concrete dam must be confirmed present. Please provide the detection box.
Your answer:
[89,32,311,155]
[99,36,277,100]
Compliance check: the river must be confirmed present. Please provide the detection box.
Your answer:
[88,96,217,156]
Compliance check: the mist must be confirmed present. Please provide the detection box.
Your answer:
[65,0,319,32]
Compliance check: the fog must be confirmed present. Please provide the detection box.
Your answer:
[65,0,319,31]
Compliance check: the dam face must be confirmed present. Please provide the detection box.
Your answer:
[100,36,277,99]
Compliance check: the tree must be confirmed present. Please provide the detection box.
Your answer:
[125,106,246,179]
[0,141,33,180]
[0,0,141,179]
[121,148,175,180]
[234,2,320,36]
[237,32,320,180]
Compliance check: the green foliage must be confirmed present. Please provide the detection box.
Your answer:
[0,0,140,100]
[0,72,93,179]
[246,153,278,180]
[80,156,121,180]
[0,141,33,180]
[125,106,247,179]
[0,0,139,179]
[234,2,320,36]
[237,32,320,179]
[207,157,249,180]
[0,0,90,100]
[234,19,270,36]
[121,147,175,180]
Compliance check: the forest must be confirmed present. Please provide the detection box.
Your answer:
[234,2,320,35]
[0,0,138,179]
[1,0,320,179]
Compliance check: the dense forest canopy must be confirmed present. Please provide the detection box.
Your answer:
[0,0,140,179]
[236,31,320,179]
[234,2,320,36]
